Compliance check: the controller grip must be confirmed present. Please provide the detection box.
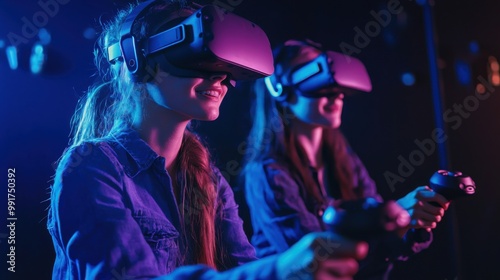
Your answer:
[322,199,410,240]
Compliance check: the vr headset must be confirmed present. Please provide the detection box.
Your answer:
[265,47,372,100]
[107,1,274,84]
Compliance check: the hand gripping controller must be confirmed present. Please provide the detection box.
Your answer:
[429,170,476,201]
[322,198,410,240]
[322,170,476,240]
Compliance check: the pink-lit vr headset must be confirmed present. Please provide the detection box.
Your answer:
[265,45,372,100]
[107,1,274,84]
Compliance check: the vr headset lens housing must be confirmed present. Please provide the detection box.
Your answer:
[289,51,372,97]
[108,3,274,82]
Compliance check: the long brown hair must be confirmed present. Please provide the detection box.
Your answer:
[174,130,218,268]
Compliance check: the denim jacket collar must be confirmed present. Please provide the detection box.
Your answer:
[112,129,162,177]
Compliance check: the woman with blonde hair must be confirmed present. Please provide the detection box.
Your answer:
[47,1,367,279]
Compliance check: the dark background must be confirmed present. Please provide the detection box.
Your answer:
[1,0,499,279]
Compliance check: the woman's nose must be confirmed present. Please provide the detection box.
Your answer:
[209,73,228,82]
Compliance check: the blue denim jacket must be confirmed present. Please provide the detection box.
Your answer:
[244,155,432,280]
[47,130,275,279]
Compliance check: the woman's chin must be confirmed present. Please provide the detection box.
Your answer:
[198,111,220,121]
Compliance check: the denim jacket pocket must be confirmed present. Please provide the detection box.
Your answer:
[133,210,180,273]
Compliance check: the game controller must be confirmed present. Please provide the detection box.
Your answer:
[323,170,476,240]
[429,170,476,200]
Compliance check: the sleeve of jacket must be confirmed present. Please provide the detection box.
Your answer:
[49,143,163,279]
[154,254,279,280]
[244,161,323,257]
[213,168,258,270]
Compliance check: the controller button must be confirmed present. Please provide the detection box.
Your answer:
[465,185,476,194]
[438,170,448,175]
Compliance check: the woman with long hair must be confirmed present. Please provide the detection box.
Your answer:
[242,39,450,279]
[47,1,368,279]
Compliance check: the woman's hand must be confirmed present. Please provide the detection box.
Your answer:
[276,232,368,280]
[396,186,450,232]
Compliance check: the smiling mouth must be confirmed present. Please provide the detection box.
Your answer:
[198,90,220,97]
[196,89,223,101]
